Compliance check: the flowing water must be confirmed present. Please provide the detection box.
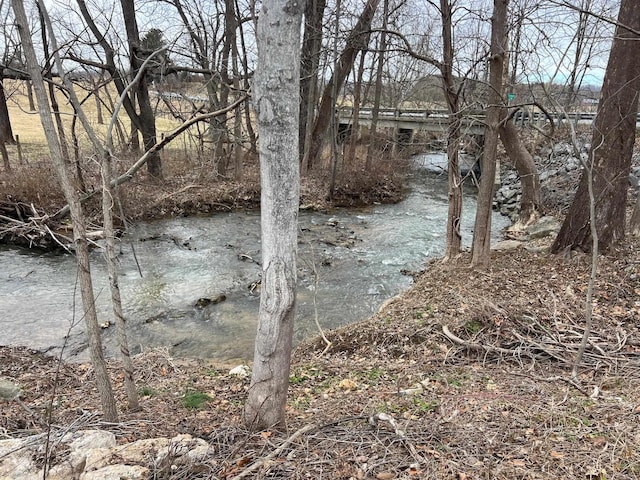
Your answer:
[0,154,510,362]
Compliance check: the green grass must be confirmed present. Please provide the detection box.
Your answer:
[181,390,212,409]
[138,385,157,397]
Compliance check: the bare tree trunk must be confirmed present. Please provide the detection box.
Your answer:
[0,68,15,147]
[498,113,541,225]
[551,0,640,253]
[471,0,508,268]
[120,0,162,177]
[38,5,71,163]
[0,66,12,170]
[299,0,326,168]
[244,0,302,431]
[366,0,388,169]
[346,50,367,164]
[231,29,243,180]
[41,0,140,412]
[12,0,118,422]
[102,155,140,410]
[307,0,379,167]
[236,0,257,154]
[26,80,35,111]
[95,87,104,125]
[328,0,342,198]
[0,143,9,171]
[441,0,462,259]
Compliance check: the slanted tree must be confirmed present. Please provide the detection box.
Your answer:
[306,0,380,169]
[12,0,118,422]
[551,0,640,253]
[244,0,303,430]
[38,0,140,411]
[498,109,541,226]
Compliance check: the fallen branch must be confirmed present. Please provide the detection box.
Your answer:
[442,324,515,356]
[230,423,317,480]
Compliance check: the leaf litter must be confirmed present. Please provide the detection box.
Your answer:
[1,236,640,479]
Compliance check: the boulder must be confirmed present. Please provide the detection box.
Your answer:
[0,429,213,480]
[526,216,561,239]
[492,240,523,251]
[81,464,149,480]
[0,438,38,479]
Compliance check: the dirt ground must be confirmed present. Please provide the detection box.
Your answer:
[2,234,639,479]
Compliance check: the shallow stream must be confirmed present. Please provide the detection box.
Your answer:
[0,154,509,361]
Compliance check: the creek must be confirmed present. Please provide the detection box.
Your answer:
[0,153,510,362]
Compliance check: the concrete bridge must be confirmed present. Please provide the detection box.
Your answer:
[337,107,640,144]
[337,107,486,137]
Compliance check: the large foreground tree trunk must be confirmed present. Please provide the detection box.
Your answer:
[551,0,640,253]
[471,0,508,267]
[244,0,302,430]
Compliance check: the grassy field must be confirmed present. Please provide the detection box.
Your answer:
[2,79,205,162]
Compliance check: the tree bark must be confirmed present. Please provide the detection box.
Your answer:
[307,0,379,168]
[46,0,140,411]
[441,0,462,259]
[471,0,508,268]
[498,112,541,225]
[0,68,15,147]
[120,0,162,177]
[551,0,640,253]
[12,0,118,422]
[346,50,368,164]
[299,0,326,168]
[244,0,302,430]
[365,0,388,169]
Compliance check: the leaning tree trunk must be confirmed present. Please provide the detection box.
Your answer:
[12,0,118,422]
[244,0,302,430]
[471,0,508,268]
[299,0,326,168]
[551,0,640,253]
[498,112,541,225]
[307,0,380,168]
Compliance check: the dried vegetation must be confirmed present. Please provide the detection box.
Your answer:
[2,235,640,479]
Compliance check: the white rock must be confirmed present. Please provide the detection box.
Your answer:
[80,464,149,480]
[492,240,523,251]
[114,437,169,465]
[69,430,116,452]
[0,438,38,479]
[228,365,250,377]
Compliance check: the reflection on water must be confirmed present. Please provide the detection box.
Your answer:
[0,154,510,361]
